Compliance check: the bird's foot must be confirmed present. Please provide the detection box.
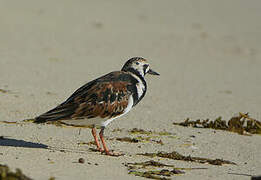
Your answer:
[102,150,124,157]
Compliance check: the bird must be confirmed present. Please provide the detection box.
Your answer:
[34,57,159,156]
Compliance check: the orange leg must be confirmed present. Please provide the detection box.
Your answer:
[91,127,103,152]
[98,127,123,156]
[99,127,113,155]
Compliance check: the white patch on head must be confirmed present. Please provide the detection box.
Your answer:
[101,95,134,127]
[130,61,149,77]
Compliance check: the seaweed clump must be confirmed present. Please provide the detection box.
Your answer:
[0,164,32,180]
[128,169,183,180]
[116,137,139,143]
[125,160,185,180]
[173,112,261,135]
[128,128,172,136]
[138,151,236,166]
[0,89,10,93]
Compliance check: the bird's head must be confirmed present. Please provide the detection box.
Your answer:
[121,57,160,78]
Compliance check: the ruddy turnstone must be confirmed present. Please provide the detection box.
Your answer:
[34,57,159,156]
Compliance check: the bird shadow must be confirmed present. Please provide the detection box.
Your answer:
[0,136,48,149]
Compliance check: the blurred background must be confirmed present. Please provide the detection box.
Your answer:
[1,0,261,129]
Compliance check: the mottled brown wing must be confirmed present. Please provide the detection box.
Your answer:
[71,81,131,119]
[35,78,132,123]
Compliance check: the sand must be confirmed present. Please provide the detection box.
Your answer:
[1,0,261,179]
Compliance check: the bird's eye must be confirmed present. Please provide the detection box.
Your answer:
[135,62,139,65]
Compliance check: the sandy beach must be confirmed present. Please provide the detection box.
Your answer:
[1,0,261,179]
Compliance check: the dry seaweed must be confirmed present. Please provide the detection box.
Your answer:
[125,160,208,179]
[0,89,10,93]
[128,128,175,142]
[152,139,164,145]
[128,170,170,180]
[125,161,185,180]
[126,160,175,168]
[129,128,153,135]
[116,137,139,143]
[129,128,172,136]
[115,136,164,145]
[0,121,18,124]
[128,169,183,180]
[112,128,123,132]
[78,141,96,146]
[173,112,261,135]
[0,164,33,180]
[138,151,236,166]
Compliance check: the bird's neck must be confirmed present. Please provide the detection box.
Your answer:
[126,68,145,81]
[127,68,147,106]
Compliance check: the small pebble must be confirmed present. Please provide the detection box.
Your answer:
[78,158,85,164]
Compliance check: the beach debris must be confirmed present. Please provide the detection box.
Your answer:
[114,136,164,145]
[22,119,35,123]
[112,128,123,132]
[116,137,139,143]
[128,128,172,136]
[138,151,236,166]
[78,141,96,146]
[78,158,85,164]
[153,139,164,145]
[125,160,207,179]
[0,164,32,180]
[0,121,18,124]
[126,128,175,144]
[126,160,175,168]
[125,161,184,180]
[128,169,182,180]
[173,112,261,135]
[128,128,153,135]
[0,89,10,93]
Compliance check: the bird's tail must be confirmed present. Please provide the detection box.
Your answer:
[34,103,77,123]
[34,116,49,123]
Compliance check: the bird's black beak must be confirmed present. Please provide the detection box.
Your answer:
[147,69,160,76]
